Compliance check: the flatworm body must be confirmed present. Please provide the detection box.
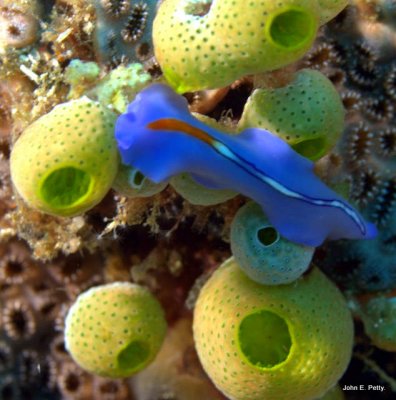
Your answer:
[115,84,377,246]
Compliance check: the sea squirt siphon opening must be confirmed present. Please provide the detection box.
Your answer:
[238,309,292,368]
[292,137,326,160]
[257,226,280,246]
[267,8,315,49]
[117,340,150,372]
[40,166,92,208]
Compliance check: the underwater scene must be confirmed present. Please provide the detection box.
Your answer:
[0,0,396,399]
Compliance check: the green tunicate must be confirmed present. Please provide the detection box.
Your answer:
[193,258,354,400]
[171,173,236,206]
[113,164,168,198]
[317,0,348,25]
[154,0,320,93]
[10,97,119,217]
[231,202,314,285]
[239,69,345,161]
[64,282,167,378]
[358,296,396,352]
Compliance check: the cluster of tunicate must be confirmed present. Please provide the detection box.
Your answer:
[193,259,353,400]
[115,83,376,247]
[65,282,167,378]
[239,69,345,160]
[2,0,394,396]
[10,97,119,217]
[231,202,314,285]
[153,0,348,92]
[93,0,158,66]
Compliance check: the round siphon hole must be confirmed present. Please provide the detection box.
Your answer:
[40,167,92,208]
[257,226,279,246]
[292,137,326,159]
[131,170,145,188]
[117,340,149,371]
[238,310,292,368]
[268,9,314,49]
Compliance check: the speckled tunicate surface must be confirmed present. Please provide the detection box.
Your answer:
[230,201,314,285]
[154,0,321,92]
[239,69,345,160]
[171,172,237,206]
[193,258,354,400]
[10,97,119,217]
[64,282,167,378]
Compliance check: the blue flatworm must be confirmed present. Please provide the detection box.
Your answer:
[115,83,377,246]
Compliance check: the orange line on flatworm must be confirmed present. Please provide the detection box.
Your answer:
[147,118,215,146]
